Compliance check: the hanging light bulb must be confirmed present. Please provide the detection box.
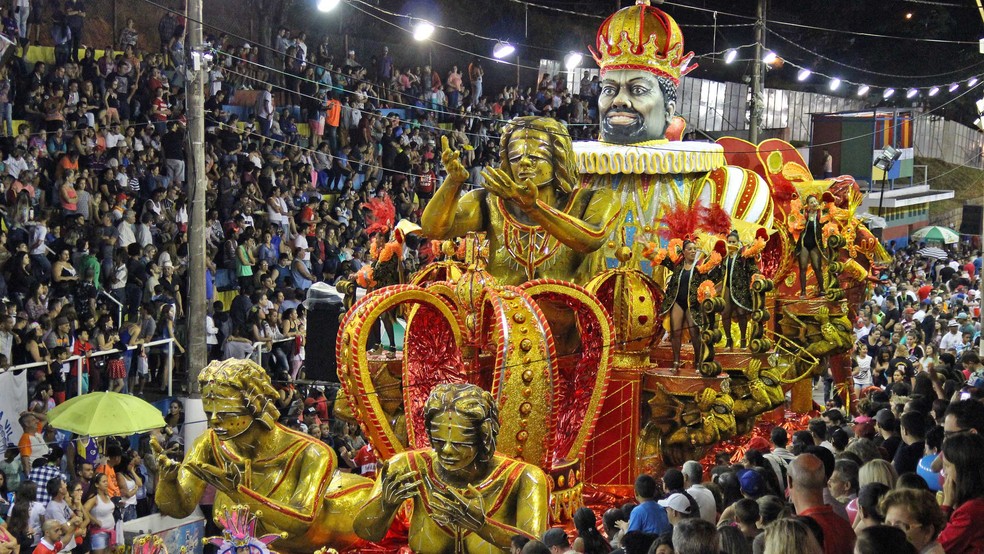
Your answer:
[968,77,980,87]
[948,83,960,93]
[829,78,841,91]
[883,88,896,98]
[857,85,870,97]
[412,20,435,41]
[492,41,515,59]
[797,68,811,82]
[724,49,737,64]
[762,51,777,64]
[317,0,340,12]
[565,52,583,70]
[906,88,918,99]
[928,86,940,97]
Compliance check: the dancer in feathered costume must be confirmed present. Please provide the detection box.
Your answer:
[789,193,828,298]
[643,201,728,370]
[720,228,767,349]
[356,196,405,352]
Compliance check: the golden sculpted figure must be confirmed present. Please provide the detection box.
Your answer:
[664,389,735,452]
[421,117,620,285]
[354,383,550,553]
[153,359,372,552]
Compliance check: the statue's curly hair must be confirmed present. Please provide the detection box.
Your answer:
[199,359,281,430]
[423,383,499,464]
[498,116,578,194]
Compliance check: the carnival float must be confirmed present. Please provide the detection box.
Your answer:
[155,1,887,551]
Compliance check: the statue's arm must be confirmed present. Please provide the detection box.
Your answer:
[420,180,485,239]
[353,454,415,542]
[526,189,620,254]
[155,434,211,517]
[233,445,334,535]
[472,466,549,548]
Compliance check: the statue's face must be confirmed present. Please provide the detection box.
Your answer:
[429,412,480,472]
[507,129,554,189]
[203,384,254,440]
[598,69,675,143]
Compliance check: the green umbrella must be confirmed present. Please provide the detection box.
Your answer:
[46,392,167,437]
[910,225,960,245]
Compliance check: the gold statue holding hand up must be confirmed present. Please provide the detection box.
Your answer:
[421,117,620,285]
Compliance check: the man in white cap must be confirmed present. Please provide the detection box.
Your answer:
[659,492,694,526]
[940,320,963,353]
[345,49,359,68]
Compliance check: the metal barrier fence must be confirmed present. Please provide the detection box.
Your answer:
[249,336,297,371]
[7,337,177,398]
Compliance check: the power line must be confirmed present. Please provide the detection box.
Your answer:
[508,0,981,44]
[346,2,546,72]
[902,0,975,7]
[766,29,984,81]
[765,17,979,45]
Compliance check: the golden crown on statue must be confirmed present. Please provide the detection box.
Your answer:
[590,0,695,84]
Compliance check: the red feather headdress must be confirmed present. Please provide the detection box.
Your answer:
[657,200,732,242]
[362,196,396,238]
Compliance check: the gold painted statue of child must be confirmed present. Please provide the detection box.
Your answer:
[354,383,549,553]
[421,116,620,286]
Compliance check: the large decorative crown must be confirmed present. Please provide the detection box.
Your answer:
[590,0,695,84]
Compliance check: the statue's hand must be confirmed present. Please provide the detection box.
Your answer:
[431,486,486,532]
[185,460,241,495]
[441,136,469,183]
[150,436,180,482]
[379,461,421,510]
[481,167,538,210]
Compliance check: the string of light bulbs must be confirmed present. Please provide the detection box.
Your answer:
[507,0,981,45]
[717,42,984,101]
[766,28,984,81]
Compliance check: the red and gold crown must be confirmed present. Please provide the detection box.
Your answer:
[590,0,695,84]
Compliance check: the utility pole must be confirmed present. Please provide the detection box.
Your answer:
[750,0,766,144]
[184,0,207,444]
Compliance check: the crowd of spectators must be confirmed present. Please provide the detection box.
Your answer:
[0,4,981,554]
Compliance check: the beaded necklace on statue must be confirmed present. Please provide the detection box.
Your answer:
[496,196,563,280]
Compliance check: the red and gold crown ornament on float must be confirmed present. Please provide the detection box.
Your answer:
[590,0,695,84]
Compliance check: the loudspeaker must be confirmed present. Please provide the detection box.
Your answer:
[961,205,983,236]
[303,283,344,383]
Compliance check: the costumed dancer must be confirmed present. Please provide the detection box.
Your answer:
[790,194,827,298]
[356,196,405,352]
[650,238,723,370]
[720,229,764,350]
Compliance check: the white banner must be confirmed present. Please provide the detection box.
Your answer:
[0,370,27,447]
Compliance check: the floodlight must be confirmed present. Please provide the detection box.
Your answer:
[413,20,435,41]
[493,41,515,59]
[565,52,582,70]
